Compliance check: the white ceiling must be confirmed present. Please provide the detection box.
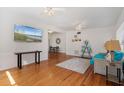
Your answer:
[4,7,124,30]
[40,7,123,30]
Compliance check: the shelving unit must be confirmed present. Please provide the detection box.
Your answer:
[81,40,92,59]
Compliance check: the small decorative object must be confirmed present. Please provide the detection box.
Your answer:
[77,32,81,34]
[74,35,77,38]
[79,39,81,41]
[105,52,111,62]
[72,39,75,42]
[75,39,78,42]
[56,38,61,44]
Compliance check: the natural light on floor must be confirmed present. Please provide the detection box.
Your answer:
[5,71,17,86]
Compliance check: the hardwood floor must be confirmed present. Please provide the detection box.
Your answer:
[0,53,113,86]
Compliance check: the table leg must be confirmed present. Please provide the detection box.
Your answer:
[38,52,40,64]
[19,54,22,69]
[117,68,119,78]
[35,52,37,63]
[106,65,108,83]
[118,68,121,83]
[17,54,20,68]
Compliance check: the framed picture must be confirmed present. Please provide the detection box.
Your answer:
[72,39,75,42]
[79,39,81,41]
[75,39,78,41]
[74,35,77,38]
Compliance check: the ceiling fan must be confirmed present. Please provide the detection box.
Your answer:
[72,20,88,31]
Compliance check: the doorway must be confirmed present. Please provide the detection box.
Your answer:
[48,31,66,56]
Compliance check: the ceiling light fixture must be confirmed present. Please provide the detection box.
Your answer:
[44,7,55,16]
[43,7,65,16]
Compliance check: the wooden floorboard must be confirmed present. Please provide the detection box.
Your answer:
[0,53,114,86]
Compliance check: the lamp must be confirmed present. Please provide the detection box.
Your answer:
[104,40,121,62]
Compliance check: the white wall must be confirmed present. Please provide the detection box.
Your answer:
[115,9,124,32]
[66,31,83,56]
[116,9,124,50]
[116,9,124,37]
[0,8,48,71]
[49,32,66,53]
[66,26,115,56]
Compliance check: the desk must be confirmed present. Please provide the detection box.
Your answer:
[15,51,42,69]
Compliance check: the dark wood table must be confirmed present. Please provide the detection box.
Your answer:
[15,51,42,69]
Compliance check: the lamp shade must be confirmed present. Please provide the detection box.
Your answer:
[104,40,121,51]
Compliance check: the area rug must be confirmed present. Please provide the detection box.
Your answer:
[56,58,90,74]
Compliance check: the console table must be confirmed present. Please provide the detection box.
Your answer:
[15,51,42,69]
[106,62,124,85]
